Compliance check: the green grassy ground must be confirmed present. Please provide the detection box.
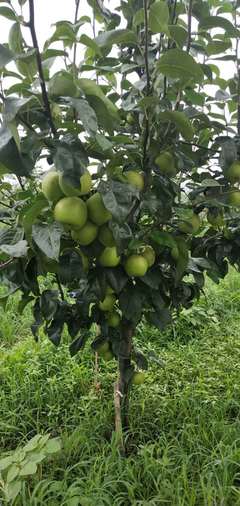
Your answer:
[1,271,240,504]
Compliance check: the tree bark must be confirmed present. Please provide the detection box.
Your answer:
[118,321,134,433]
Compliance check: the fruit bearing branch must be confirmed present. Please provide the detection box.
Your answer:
[28,0,57,137]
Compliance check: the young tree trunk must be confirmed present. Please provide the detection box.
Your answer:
[117,321,134,434]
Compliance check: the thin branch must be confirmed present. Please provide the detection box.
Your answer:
[55,274,65,301]
[186,0,193,53]
[73,0,81,73]
[178,141,220,153]
[175,0,193,111]
[0,259,15,270]
[143,0,150,94]
[142,0,151,178]
[28,0,57,137]
[16,176,25,191]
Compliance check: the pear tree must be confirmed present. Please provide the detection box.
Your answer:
[0,0,240,447]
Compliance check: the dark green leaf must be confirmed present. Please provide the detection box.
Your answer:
[158,111,194,141]
[199,16,239,37]
[157,49,204,83]
[99,180,138,223]
[71,99,98,136]
[0,6,17,20]
[95,29,137,48]
[54,134,88,185]
[149,1,169,34]
[32,222,63,260]
[3,97,36,123]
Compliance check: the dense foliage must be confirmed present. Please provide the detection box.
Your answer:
[0,0,240,418]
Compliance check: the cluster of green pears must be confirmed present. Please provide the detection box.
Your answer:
[42,167,155,314]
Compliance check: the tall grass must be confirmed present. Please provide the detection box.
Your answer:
[1,271,240,504]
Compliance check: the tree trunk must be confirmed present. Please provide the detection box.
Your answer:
[116,321,134,434]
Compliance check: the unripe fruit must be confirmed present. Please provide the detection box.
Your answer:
[99,247,120,268]
[207,210,224,227]
[102,350,114,361]
[132,371,145,385]
[142,245,156,267]
[125,171,144,191]
[107,311,121,328]
[98,225,115,247]
[225,161,240,183]
[155,151,176,177]
[99,294,116,311]
[54,197,87,228]
[87,193,112,226]
[124,254,148,277]
[42,171,64,202]
[59,171,92,197]
[228,190,240,207]
[71,221,98,246]
[178,214,200,234]
[96,341,109,355]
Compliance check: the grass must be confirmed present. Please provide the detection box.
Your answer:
[1,271,240,504]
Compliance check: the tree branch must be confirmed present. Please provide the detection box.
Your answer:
[186,0,193,53]
[28,0,57,137]
[73,0,81,73]
[175,0,193,111]
[143,0,150,176]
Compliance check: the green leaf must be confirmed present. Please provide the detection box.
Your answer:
[0,455,13,471]
[158,111,194,141]
[19,461,37,476]
[95,133,112,151]
[149,1,169,34]
[199,16,240,37]
[99,180,138,223]
[0,240,28,258]
[133,8,144,27]
[0,43,14,67]
[0,126,34,177]
[22,194,49,239]
[151,230,177,249]
[0,6,17,20]
[47,20,76,47]
[175,237,189,283]
[44,438,62,454]
[157,49,204,83]
[5,480,21,503]
[54,134,88,185]
[79,34,102,56]
[147,308,171,330]
[168,25,188,48]
[206,41,232,56]
[7,464,19,483]
[32,222,63,260]
[70,99,98,136]
[95,29,137,48]
[3,97,36,123]
[78,78,119,133]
